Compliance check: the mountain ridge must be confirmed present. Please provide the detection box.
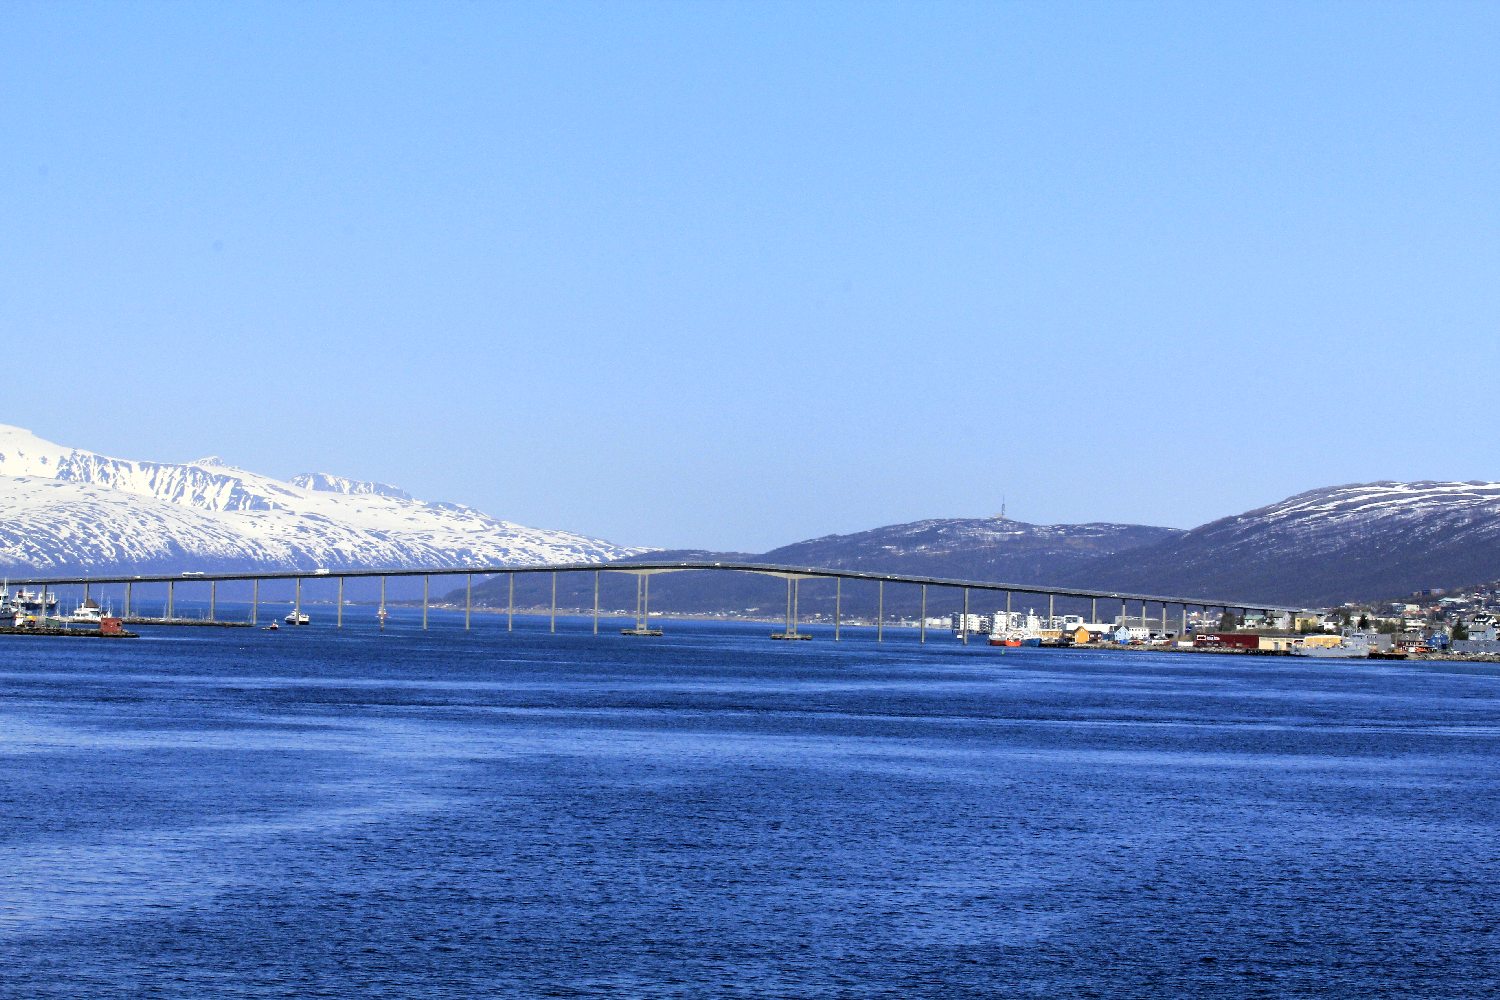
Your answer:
[0,424,642,576]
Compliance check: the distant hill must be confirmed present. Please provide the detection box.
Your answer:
[458,482,1500,615]
[459,518,1182,618]
[1068,482,1500,608]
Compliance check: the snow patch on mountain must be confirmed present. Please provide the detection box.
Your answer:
[290,473,414,501]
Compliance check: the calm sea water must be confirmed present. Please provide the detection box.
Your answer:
[1,609,1497,998]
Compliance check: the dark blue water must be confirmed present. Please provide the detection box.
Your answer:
[2,610,1497,998]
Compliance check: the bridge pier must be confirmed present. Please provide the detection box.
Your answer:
[920,584,927,644]
[379,576,386,628]
[550,572,557,633]
[421,576,428,630]
[877,580,884,642]
[250,579,256,625]
[962,588,969,645]
[593,570,600,635]
[622,573,662,635]
[125,581,132,619]
[337,578,343,628]
[465,574,472,631]
[507,574,514,632]
[834,577,841,641]
[167,580,175,621]
[210,580,217,623]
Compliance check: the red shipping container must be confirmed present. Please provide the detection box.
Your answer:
[1194,632,1259,650]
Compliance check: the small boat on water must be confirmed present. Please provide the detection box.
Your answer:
[284,611,310,626]
[262,622,280,631]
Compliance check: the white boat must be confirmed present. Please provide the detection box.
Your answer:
[67,599,105,625]
[284,611,311,626]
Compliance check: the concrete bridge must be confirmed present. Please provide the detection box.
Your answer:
[9,560,1311,643]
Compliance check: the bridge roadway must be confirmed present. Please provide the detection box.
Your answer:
[13,560,1309,642]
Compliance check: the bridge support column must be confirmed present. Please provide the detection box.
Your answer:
[1121,599,1128,632]
[550,572,557,633]
[877,581,884,642]
[834,578,841,641]
[422,576,428,630]
[167,580,175,621]
[593,571,600,635]
[465,574,472,632]
[1181,605,1188,636]
[125,581,132,619]
[336,578,343,629]
[1049,593,1055,627]
[507,574,514,632]
[295,578,302,625]
[962,588,969,645]
[920,584,927,644]
[644,574,653,630]
[1092,596,1097,623]
[792,578,798,635]
[249,579,256,625]
[1162,603,1167,636]
[210,580,217,623]
[379,576,386,628]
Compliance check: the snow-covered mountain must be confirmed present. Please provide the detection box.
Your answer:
[0,424,645,576]
[1072,481,1500,606]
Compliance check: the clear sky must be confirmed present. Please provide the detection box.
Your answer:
[4,1,1498,551]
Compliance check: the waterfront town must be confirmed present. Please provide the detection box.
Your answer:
[934,581,1500,658]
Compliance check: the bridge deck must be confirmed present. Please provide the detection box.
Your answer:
[11,560,1310,612]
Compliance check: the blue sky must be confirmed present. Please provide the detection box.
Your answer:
[4,1,1498,550]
